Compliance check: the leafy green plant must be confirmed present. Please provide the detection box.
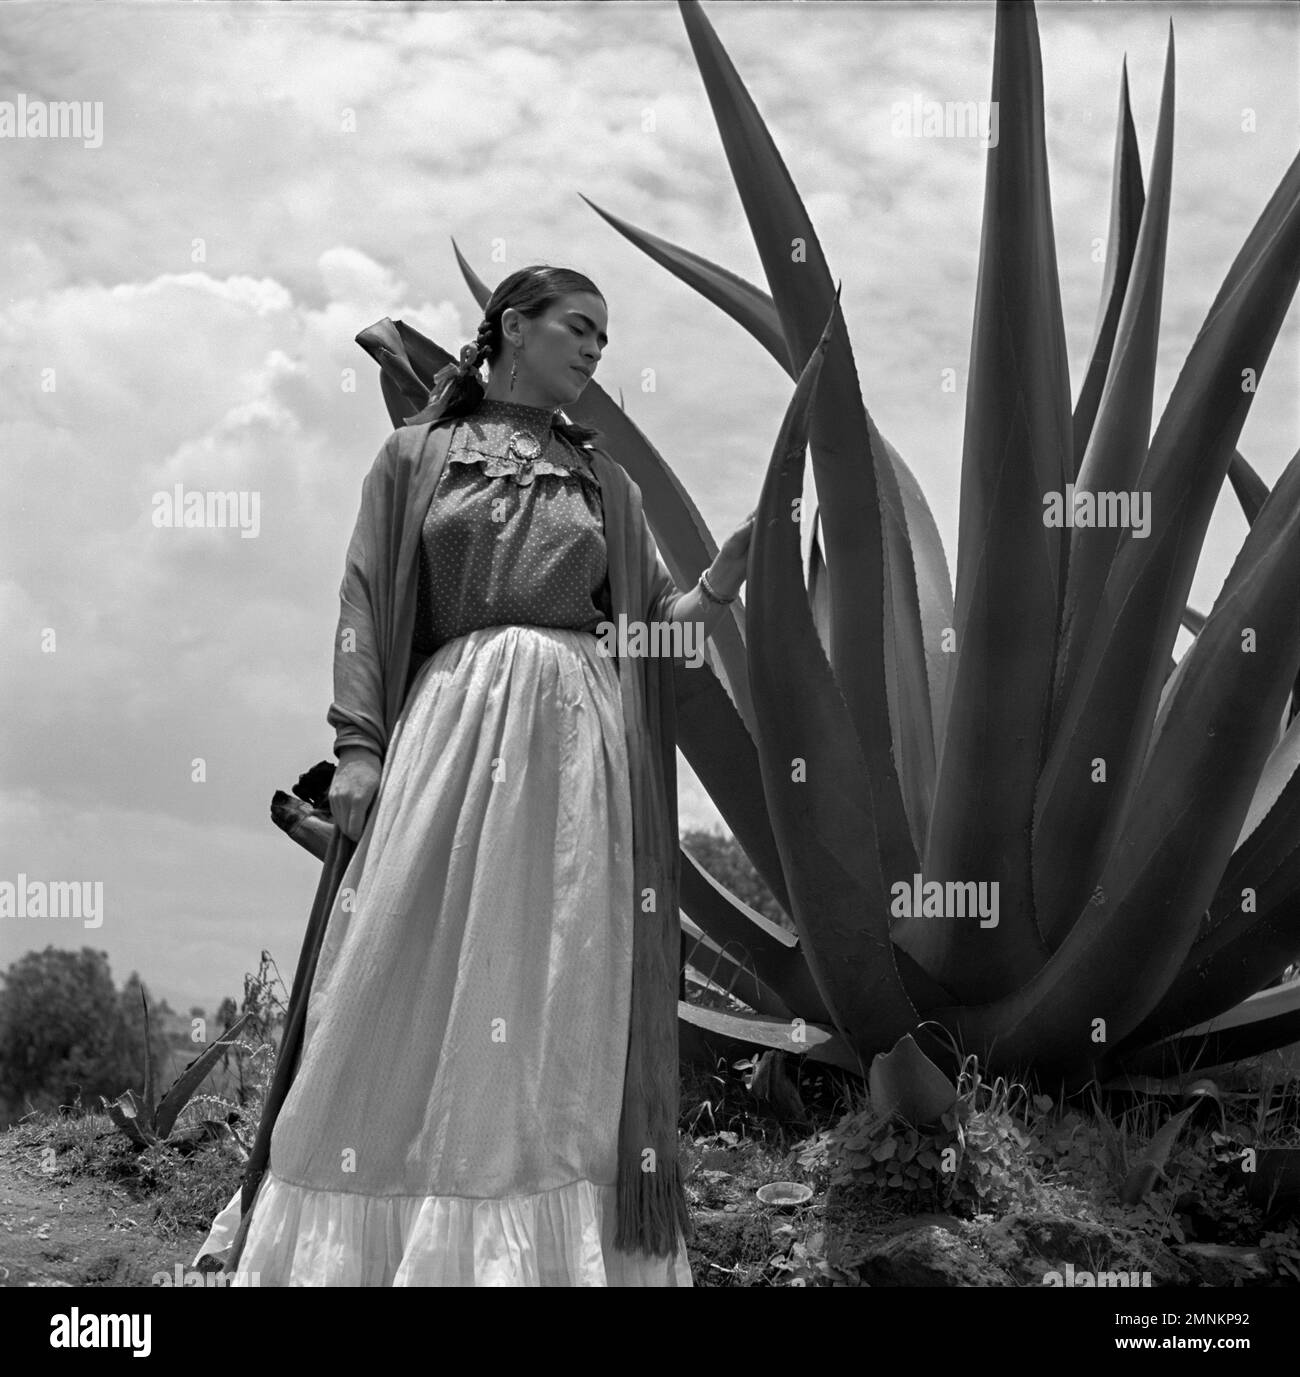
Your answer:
[1026,1096,1117,1187]
[1027,1083,1280,1247]
[1120,1105,1199,1205]
[354,0,1300,1092]
[1165,1130,1266,1244]
[827,1111,947,1205]
[809,1053,1035,1214]
[765,1223,857,1287]
[100,985,250,1149]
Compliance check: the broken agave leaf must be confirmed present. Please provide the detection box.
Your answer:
[868,1032,958,1128]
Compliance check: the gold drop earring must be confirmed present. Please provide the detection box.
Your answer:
[509,339,521,393]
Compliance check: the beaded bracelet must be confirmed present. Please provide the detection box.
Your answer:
[698,567,737,606]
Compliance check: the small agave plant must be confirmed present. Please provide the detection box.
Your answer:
[354,0,1300,1091]
[102,985,250,1148]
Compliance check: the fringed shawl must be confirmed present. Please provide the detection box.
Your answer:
[325,417,692,1256]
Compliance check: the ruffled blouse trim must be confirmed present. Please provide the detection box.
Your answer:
[446,448,601,491]
[192,1170,692,1287]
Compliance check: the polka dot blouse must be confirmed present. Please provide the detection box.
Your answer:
[412,398,614,658]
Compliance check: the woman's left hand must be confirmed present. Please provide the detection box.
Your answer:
[711,510,755,593]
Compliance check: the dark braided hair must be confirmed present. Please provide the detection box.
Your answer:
[423,265,605,449]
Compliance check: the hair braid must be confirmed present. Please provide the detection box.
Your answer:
[470,317,494,369]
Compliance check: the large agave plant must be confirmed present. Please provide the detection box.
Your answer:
[358,0,1300,1089]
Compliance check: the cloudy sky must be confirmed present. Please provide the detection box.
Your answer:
[1,0,1297,1016]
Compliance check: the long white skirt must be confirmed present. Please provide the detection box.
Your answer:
[194,624,693,1286]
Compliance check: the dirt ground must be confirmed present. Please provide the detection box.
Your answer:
[0,1110,806,1288]
[0,1127,208,1288]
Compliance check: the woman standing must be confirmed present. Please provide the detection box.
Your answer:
[193,265,753,1285]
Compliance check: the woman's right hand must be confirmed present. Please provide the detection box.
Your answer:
[330,748,382,841]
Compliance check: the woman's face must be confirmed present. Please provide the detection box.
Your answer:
[506,291,608,405]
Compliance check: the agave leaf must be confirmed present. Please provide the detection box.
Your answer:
[1233,705,1300,854]
[1033,147,1300,956]
[584,192,955,777]
[1228,447,1270,521]
[1121,882,1300,1062]
[1121,755,1300,1052]
[1235,450,1300,725]
[746,288,918,1054]
[1153,632,1215,739]
[678,0,921,881]
[1072,58,1145,468]
[1101,1073,1227,1104]
[1216,446,1300,727]
[1078,101,1267,567]
[680,912,789,1018]
[1151,607,1204,726]
[1120,1103,1196,1205]
[678,1001,862,1076]
[901,0,1069,1001]
[673,669,969,1046]
[878,452,937,855]
[104,1089,157,1148]
[154,1013,253,1141]
[677,686,949,1012]
[806,507,831,660]
[578,193,790,368]
[799,490,818,580]
[868,1033,958,1128]
[876,432,956,757]
[1034,29,1175,946]
[933,458,1300,1072]
[139,986,155,1117]
[671,660,790,916]
[678,848,828,1023]
[447,245,756,732]
[1116,979,1300,1078]
[1145,445,1300,779]
[1121,711,1300,1049]
[1181,1077,1223,1110]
